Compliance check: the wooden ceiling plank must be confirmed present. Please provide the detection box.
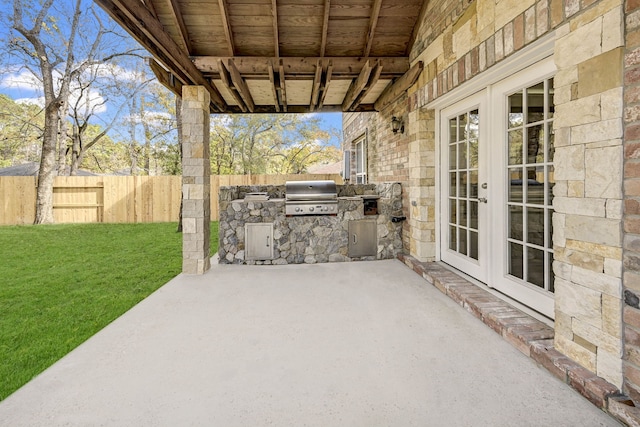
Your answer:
[374,60,423,111]
[318,61,333,109]
[320,0,330,56]
[364,0,383,57]
[218,0,235,56]
[279,60,287,112]
[350,59,382,111]
[310,59,322,111]
[342,60,371,111]
[218,60,248,112]
[227,59,256,112]
[95,0,227,111]
[268,62,281,112]
[272,0,280,57]
[167,0,192,54]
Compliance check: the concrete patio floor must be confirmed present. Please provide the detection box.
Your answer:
[0,259,620,426]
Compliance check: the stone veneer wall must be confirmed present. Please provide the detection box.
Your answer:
[623,0,640,406]
[346,0,628,387]
[218,183,404,265]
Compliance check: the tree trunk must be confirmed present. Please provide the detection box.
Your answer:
[34,105,59,224]
[69,128,81,176]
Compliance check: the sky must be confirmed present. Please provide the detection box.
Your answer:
[0,0,344,146]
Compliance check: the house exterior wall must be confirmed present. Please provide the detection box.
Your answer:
[623,0,640,405]
[345,0,629,396]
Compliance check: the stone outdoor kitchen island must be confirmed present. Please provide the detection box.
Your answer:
[218,183,404,265]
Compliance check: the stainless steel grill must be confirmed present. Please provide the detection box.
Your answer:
[285,180,338,216]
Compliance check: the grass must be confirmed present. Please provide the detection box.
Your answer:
[0,222,219,401]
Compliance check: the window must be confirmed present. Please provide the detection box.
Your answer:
[354,136,367,184]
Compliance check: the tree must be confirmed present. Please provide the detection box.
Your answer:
[209,114,341,175]
[0,94,44,166]
[6,0,140,223]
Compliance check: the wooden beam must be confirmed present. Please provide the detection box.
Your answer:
[142,0,157,18]
[320,0,331,57]
[279,60,287,112]
[342,60,371,111]
[227,59,256,113]
[94,0,228,112]
[364,0,382,57]
[318,61,333,109]
[271,0,279,58]
[148,58,183,98]
[268,62,280,112]
[166,0,191,54]
[310,59,322,111]
[218,60,247,112]
[217,0,234,56]
[193,56,410,78]
[374,61,423,111]
[349,59,382,111]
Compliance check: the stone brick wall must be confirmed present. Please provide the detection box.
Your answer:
[348,0,629,389]
[551,1,625,389]
[623,0,640,405]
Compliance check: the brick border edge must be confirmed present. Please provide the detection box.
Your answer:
[396,254,640,426]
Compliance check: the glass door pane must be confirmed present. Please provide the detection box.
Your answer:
[448,109,480,261]
[506,78,555,292]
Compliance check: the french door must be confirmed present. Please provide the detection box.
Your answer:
[439,60,556,318]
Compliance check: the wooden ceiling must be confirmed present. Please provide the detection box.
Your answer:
[94,0,427,113]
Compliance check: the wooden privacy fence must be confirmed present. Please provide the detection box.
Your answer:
[0,174,342,225]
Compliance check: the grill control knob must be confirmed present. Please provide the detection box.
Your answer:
[309,207,315,212]
[295,207,301,212]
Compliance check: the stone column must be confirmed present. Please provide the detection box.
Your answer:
[407,107,436,262]
[181,86,211,274]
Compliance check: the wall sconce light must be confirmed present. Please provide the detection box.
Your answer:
[391,116,404,134]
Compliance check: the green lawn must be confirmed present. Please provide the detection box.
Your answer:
[0,222,218,400]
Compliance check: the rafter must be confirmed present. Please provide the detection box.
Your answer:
[271,0,280,58]
[218,60,248,112]
[268,62,280,112]
[192,56,409,78]
[167,0,191,54]
[320,0,331,57]
[349,59,382,111]
[217,0,234,56]
[141,0,157,18]
[318,61,333,110]
[279,60,287,112]
[364,0,382,57]
[94,0,227,111]
[227,59,256,112]
[374,61,423,111]
[342,60,371,111]
[310,59,323,111]
[148,58,183,98]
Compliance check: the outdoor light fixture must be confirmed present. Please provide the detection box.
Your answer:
[391,116,404,134]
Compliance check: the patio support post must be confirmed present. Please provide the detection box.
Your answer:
[181,86,211,274]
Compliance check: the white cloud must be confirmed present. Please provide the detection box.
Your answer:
[0,69,41,92]
[85,63,144,83]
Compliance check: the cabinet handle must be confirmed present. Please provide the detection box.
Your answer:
[266,236,270,247]
[353,234,358,244]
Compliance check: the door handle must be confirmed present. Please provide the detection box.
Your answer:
[478,197,487,203]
